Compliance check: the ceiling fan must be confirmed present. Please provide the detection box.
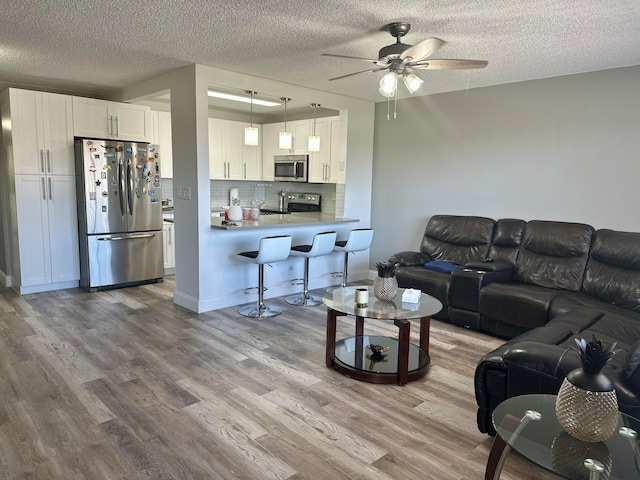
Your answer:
[322,22,488,97]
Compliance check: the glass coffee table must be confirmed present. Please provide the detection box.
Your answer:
[487,394,640,479]
[322,286,442,385]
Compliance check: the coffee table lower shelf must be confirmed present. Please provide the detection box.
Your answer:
[332,334,430,384]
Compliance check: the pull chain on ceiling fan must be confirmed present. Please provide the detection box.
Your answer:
[322,22,487,98]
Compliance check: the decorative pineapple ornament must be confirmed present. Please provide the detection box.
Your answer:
[555,335,619,442]
[373,261,399,301]
[228,197,243,222]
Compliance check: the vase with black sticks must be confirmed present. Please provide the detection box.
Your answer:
[373,261,399,301]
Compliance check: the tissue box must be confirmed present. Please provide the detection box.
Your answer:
[402,288,421,304]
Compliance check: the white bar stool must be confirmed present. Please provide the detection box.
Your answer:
[329,228,374,290]
[237,235,292,318]
[286,231,338,306]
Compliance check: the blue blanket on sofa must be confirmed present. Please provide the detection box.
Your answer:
[424,260,465,274]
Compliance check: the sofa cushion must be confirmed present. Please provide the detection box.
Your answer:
[624,341,640,395]
[514,220,594,291]
[581,229,640,313]
[549,293,640,321]
[419,215,495,265]
[479,282,560,330]
[488,218,526,264]
[395,266,448,318]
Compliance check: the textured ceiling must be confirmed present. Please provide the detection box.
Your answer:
[1,0,639,106]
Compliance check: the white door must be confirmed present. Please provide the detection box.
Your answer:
[42,93,75,175]
[14,175,51,286]
[241,123,261,180]
[224,121,243,180]
[208,119,225,179]
[309,118,331,183]
[114,103,151,142]
[72,97,114,139]
[156,111,173,178]
[47,175,80,283]
[10,89,45,175]
[261,122,281,181]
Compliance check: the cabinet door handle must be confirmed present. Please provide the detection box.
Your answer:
[41,177,46,200]
[109,115,113,136]
[168,227,172,246]
[40,149,45,173]
[48,177,52,200]
[114,116,119,137]
[243,163,247,179]
[46,149,51,173]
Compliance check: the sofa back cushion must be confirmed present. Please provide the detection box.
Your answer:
[420,215,495,265]
[514,220,594,291]
[488,218,526,263]
[582,229,640,312]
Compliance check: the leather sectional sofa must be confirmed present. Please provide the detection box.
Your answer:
[388,215,640,434]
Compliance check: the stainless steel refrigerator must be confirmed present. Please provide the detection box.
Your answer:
[75,138,164,291]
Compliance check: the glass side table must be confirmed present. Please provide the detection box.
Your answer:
[322,286,442,385]
[486,394,640,480]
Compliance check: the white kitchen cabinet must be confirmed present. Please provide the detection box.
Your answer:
[261,122,282,181]
[163,221,175,273]
[308,118,331,183]
[13,174,79,291]
[291,120,311,154]
[73,97,151,142]
[241,122,261,180]
[208,118,261,180]
[151,111,173,178]
[329,116,347,184]
[8,89,74,175]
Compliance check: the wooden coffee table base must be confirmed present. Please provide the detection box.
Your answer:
[325,308,432,385]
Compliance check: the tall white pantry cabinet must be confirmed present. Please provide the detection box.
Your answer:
[1,88,80,293]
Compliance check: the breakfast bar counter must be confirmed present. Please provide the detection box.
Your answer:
[211,212,359,230]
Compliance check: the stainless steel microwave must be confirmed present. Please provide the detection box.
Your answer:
[274,154,308,182]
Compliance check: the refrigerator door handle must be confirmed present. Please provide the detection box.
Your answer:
[127,158,134,216]
[41,177,47,200]
[98,233,156,241]
[118,158,126,216]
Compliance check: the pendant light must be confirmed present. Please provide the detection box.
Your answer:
[279,97,292,150]
[244,90,259,146]
[308,103,320,152]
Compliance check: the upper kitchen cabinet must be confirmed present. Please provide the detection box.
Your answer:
[151,111,173,178]
[261,122,282,181]
[73,97,152,142]
[208,118,261,180]
[5,88,74,175]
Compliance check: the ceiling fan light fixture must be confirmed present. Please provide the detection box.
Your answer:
[379,71,398,97]
[403,72,424,94]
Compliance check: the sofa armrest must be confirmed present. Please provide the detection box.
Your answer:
[388,251,431,266]
[450,267,515,311]
[503,341,581,389]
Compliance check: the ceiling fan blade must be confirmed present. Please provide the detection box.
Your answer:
[328,68,388,81]
[399,37,444,62]
[322,53,379,63]
[410,59,488,70]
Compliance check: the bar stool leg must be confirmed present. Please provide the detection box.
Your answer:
[286,257,322,306]
[341,251,350,288]
[239,264,283,318]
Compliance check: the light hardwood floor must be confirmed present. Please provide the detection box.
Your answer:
[0,278,560,479]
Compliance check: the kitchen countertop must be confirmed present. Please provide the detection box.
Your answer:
[211,212,359,230]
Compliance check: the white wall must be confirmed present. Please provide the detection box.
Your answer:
[370,66,640,265]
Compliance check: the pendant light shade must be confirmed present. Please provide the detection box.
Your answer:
[308,103,320,152]
[279,131,292,150]
[244,90,259,146]
[279,97,292,150]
